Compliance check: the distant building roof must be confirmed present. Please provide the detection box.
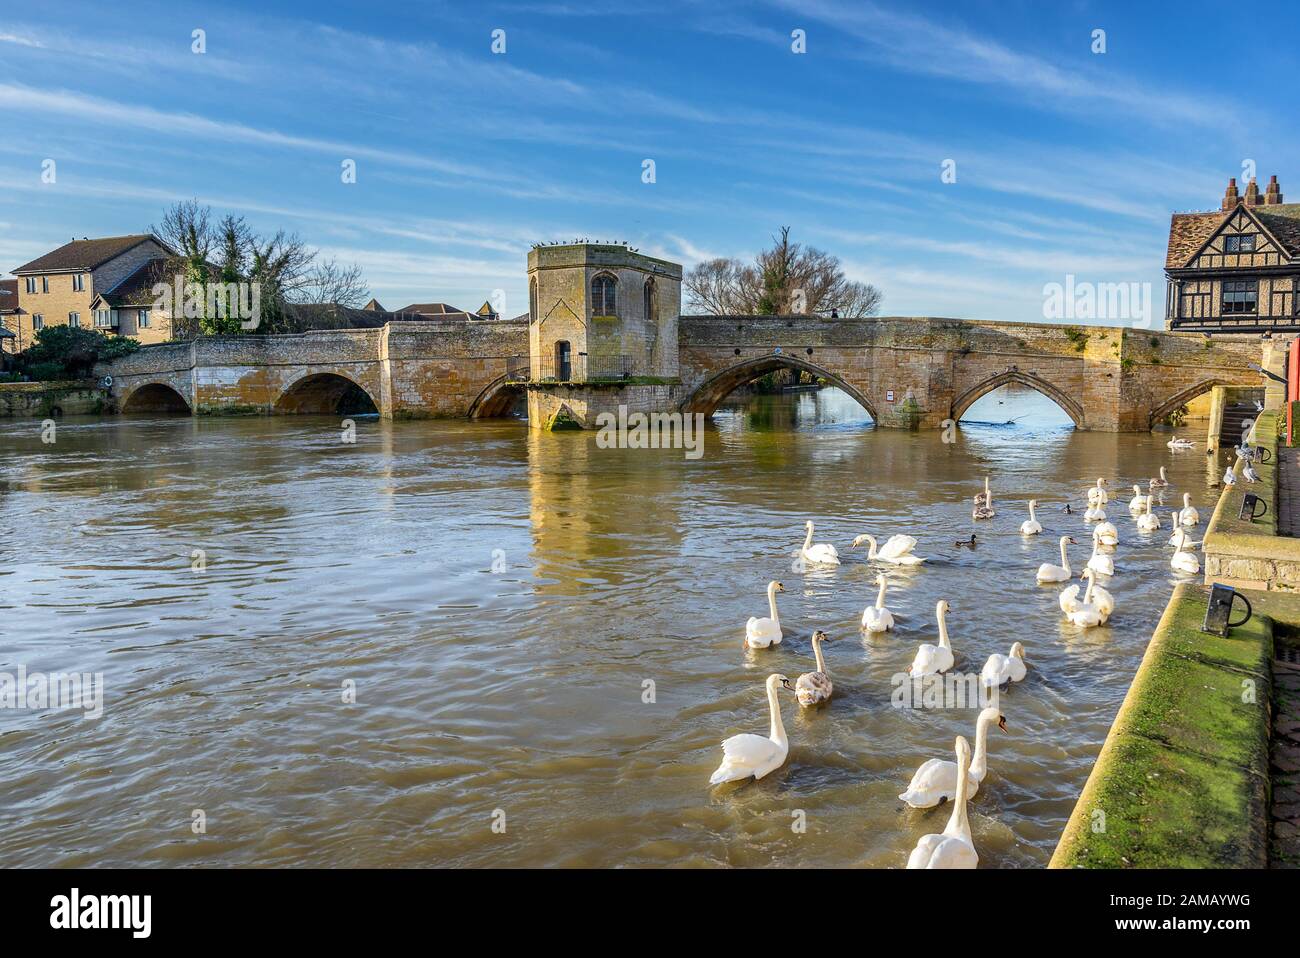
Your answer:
[13,234,172,275]
[362,298,386,311]
[0,279,17,314]
[397,302,467,316]
[279,303,438,332]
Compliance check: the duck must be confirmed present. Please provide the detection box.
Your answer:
[1037,535,1076,583]
[1086,539,1115,576]
[795,632,833,707]
[1178,493,1200,527]
[709,674,795,784]
[1168,437,1197,449]
[1127,484,1150,515]
[1136,497,1161,532]
[981,642,1027,689]
[954,534,978,549]
[861,573,895,633]
[1092,519,1119,547]
[1171,541,1201,576]
[851,533,926,565]
[899,707,1007,808]
[745,581,785,649]
[1085,477,1109,506]
[1149,466,1169,489]
[1019,499,1043,536]
[908,600,955,676]
[906,736,979,869]
[799,520,840,565]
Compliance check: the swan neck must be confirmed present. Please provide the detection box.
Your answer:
[767,585,780,625]
[1060,539,1071,571]
[1029,501,1036,521]
[802,525,814,552]
[971,714,992,775]
[812,638,826,674]
[876,578,887,609]
[937,606,950,648]
[947,746,972,836]
[767,680,787,745]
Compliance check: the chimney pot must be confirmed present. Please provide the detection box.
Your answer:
[1265,174,1283,205]
[1222,177,1241,210]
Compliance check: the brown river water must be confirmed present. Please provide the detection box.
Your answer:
[0,386,1225,867]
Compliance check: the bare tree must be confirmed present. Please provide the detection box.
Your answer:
[151,199,212,260]
[293,259,369,307]
[684,227,882,317]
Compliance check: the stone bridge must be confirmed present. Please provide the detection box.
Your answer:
[100,314,1264,431]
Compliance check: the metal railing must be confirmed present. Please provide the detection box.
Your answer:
[506,353,634,383]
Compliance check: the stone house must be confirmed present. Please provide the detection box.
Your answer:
[10,234,174,348]
[1165,176,1300,331]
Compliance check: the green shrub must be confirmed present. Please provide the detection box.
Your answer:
[12,326,140,381]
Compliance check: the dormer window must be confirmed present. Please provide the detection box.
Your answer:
[591,273,617,317]
[1224,234,1257,253]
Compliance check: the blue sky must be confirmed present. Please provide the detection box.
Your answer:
[1,0,1297,322]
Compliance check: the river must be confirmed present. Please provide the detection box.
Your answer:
[0,386,1223,867]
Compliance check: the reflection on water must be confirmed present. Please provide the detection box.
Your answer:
[0,385,1222,867]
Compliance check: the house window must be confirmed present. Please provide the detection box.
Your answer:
[68,311,81,328]
[1221,280,1258,314]
[138,309,150,328]
[72,273,85,292]
[94,309,117,328]
[591,274,617,317]
[33,314,44,330]
[1225,235,1257,253]
[41,277,49,293]
[25,277,36,294]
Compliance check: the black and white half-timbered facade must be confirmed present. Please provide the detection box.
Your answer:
[1165,175,1300,332]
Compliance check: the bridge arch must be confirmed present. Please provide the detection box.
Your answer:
[468,374,526,419]
[951,369,1084,428]
[1147,378,1234,429]
[681,354,878,419]
[121,382,192,415]
[274,372,378,415]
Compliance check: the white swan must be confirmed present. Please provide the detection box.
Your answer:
[861,573,895,632]
[745,581,785,649]
[1149,466,1169,489]
[1179,493,1200,527]
[906,736,979,869]
[852,533,926,565]
[799,520,840,565]
[1081,568,1114,620]
[909,600,955,676]
[981,642,1027,688]
[1128,484,1150,515]
[1067,572,1105,628]
[1171,541,1201,576]
[1169,520,1200,551]
[795,631,833,707]
[1037,535,1076,583]
[709,673,795,784]
[1136,496,1161,532]
[1084,502,1107,522]
[1092,520,1119,547]
[899,707,1006,808]
[1168,437,1197,449]
[1020,499,1043,536]
[1086,539,1115,576]
[1085,477,1109,505]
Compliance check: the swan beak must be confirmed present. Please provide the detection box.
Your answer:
[997,716,1008,733]
[780,678,796,691]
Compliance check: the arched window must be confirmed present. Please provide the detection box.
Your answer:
[643,278,655,322]
[591,273,617,317]
[529,277,538,323]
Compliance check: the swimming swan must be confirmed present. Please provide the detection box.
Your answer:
[800,520,840,565]
[861,574,896,632]
[909,600,955,676]
[1178,493,1200,527]
[1171,540,1201,576]
[852,533,926,565]
[1136,496,1161,532]
[1092,520,1118,547]
[795,631,833,707]
[709,673,795,784]
[1037,535,1076,583]
[1149,466,1169,488]
[899,707,1007,808]
[906,736,979,869]
[1128,484,1150,515]
[981,642,1027,688]
[745,581,785,649]
[1020,500,1043,536]
[1086,539,1115,576]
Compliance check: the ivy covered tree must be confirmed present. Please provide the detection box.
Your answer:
[13,326,139,381]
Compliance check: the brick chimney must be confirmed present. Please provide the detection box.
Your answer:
[1265,174,1284,205]
[1221,177,1240,210]
[1244,176,1262,207]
